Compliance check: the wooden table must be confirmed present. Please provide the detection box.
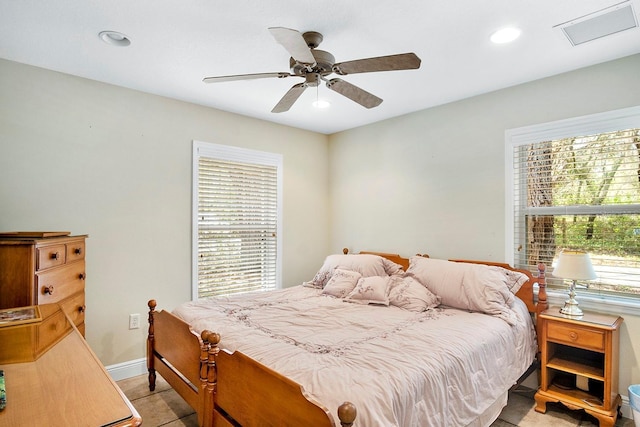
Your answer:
[0,304,142,426]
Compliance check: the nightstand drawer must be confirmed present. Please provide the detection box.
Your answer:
[547,321,605,351]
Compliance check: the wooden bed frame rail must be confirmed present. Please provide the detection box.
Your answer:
[147,300,356,427]
[147,253,548,427]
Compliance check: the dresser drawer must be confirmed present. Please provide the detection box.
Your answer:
[59,292,86,327]
[35,262,86,304]
[36,244,67,270]
[0,306,72,363]
[65,240,86,263]
[36,308,71,356]
[547,321,605,351]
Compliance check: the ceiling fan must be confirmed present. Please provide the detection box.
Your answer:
[203,27,421,113]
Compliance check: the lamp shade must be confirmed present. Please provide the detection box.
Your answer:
[553,250,597,280]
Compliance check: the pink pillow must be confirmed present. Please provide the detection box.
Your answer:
[388,276,441,312]
[307,254,393,289]
[406,257,521,325]
[344,276,391,305]
[322,269,361,298]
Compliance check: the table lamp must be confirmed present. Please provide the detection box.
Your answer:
[553,250,596,317]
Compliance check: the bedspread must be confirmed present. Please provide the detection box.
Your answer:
[174,285,536,427]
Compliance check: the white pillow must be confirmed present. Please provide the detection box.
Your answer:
[306,254,390,289]
[344,276,391,306]
[322,269,361,298]
[388,276,441,312]
[406,257,521,325]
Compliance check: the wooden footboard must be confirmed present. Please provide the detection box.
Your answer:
[147,300,208,423]
[215,349,356,426]
[147,300,357,427]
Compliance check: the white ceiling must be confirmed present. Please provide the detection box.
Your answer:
[1,0,639,134]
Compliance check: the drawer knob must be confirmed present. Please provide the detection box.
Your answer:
[74,247,82,255]
[78,305,86,313]
[79,273,86,280]
[51,251,60,260]
[43,285,54,295]
[569,331,578,341]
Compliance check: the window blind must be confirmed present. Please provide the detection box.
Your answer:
[512,128,640,298]
[195,145,281,298]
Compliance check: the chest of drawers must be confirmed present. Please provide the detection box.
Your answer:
[0,233,87,335]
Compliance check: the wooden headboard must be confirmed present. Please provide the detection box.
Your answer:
[353,250,413,270]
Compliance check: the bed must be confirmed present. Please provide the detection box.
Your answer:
[147,250,548,427]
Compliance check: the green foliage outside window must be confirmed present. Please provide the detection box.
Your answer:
[525,128,640,296]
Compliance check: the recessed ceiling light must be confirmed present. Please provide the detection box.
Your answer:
[99,31,131,47]
[490,27,521,44]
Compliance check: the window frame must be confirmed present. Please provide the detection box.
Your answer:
[505,105,640,313]
[192,140,283,300]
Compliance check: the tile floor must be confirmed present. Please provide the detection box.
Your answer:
[116,374,635,426]
[117,374,198,427]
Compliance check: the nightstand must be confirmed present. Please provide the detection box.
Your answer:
[534,307,623,427]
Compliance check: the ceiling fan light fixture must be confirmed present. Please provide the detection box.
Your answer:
[312,99,331,109]
[490,27,521,44]
[99,31,131,47]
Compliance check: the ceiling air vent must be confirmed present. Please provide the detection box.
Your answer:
[555,1,638,46]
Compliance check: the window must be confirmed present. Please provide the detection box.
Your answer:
[506,106,640,301]
[192,141,282,299]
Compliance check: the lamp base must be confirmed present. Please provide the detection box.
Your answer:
[559,279,583,317]
[560,299,583,317]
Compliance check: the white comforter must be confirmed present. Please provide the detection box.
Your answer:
[174,285,536,427]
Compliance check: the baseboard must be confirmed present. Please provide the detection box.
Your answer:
[620,395,632,420]
[106,357,147,381]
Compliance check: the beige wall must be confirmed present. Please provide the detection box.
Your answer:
[0,58,330,366]
[328,54,640,397]
[1,53,638,400]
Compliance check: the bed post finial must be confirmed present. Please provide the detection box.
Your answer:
[337,402,357,427]
[147,299,157,391]
[535,264,548,356]
[536,263,548,313]
[200,330,220,427]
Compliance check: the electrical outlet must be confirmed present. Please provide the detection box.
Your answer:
[129,313,140,329]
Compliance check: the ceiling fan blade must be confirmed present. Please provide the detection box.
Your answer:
[333,52,421,75]
[326,78,382,109]
[271,83,307,113]
[203,72,292,83]
[268,27,316,65]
